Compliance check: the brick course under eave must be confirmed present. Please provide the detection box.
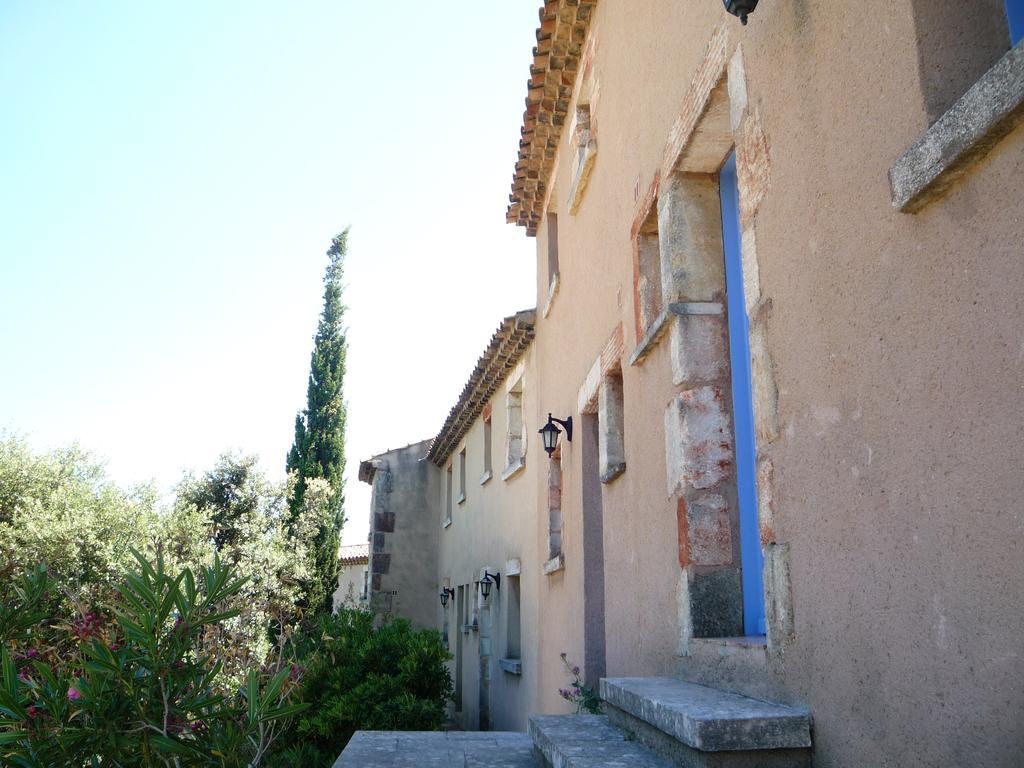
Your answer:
[507,0,597,236]
[427,310,536,466]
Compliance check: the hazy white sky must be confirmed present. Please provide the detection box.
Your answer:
[0,2,539,544]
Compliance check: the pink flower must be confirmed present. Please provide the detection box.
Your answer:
[67,686,82,701]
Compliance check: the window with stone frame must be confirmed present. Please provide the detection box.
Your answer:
[631,184,664,349]
[481,409,493,483]
[444,463,453,527]
[891,0,1024,211]
[503,374,526,479]
[505,573,521,662]
[547,212,559,287]
[457,447,467,504]
[546,445,563,566]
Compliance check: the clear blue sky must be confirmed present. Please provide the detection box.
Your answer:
[0,2,539,543]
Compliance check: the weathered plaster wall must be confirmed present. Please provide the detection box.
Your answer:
[332,562,366,611]
[366,440,439,631]
[436,346,543,732]
[524,1,1024,766]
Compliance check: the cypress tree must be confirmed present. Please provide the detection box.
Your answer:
[287,229,349,615]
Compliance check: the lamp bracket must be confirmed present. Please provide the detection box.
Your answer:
[549,414,573,442]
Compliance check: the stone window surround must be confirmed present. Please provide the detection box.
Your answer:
[456,447,467,505]
[577,324,626,486]
[503,363,527,481]
[481,407,494,485]
[443,462,453,528]
[502,558,522,674]
[623,25,791,653]
[889,38,1024,212]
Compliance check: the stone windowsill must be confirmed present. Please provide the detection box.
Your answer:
[629,302,724,366]
[890,39,1024,212]
[543,553,565,575]
[499,657,523,675]
[542,272,560,319]
[479,469,493,485]
[599,462,626,484]
[629,309,669,366]
[502,458,526,482]
[456,492,466,506]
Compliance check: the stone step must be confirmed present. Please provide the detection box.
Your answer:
[529,714,673,768]
[600,677,811,755]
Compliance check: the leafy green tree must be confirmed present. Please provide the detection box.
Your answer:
[286,230,349,616]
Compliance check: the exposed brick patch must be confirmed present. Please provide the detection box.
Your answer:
[482,402,492,423]
[508,0,599,235]
[578,323,623,414]
[676,497,690,568]
[660,24,729,180]
[599,323,624,376]
[371,554,391,575]
[371,574,382,591]
[373,511,395,533]
[372,532,386,554]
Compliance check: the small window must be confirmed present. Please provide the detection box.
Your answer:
[547,446,563,561]
[482,408,493,482]
[506,574,521,660]
[457,448,467,503]
[547,213,559,286]
[504,375,526,478]
[444,464,453,526]
[910,0,1015,122]
[632,199,663,342]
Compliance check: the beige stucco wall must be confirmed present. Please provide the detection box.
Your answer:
[519,1,1024,766]
[435,346,544,732]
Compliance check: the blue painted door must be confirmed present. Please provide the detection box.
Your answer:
[719,153,766,636]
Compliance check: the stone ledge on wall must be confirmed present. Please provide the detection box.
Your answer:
[499,658,523,675]
[543,553,565,575]
[890,39,1024,213]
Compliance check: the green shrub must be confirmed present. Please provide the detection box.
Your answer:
[271,609,453,767]
[0,553,307,767]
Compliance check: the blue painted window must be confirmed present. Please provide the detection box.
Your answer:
[719,153,766,637]
[1007,0,1024,45]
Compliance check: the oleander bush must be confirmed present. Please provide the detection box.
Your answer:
[0,553,307,767]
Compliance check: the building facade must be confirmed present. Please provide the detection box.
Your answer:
[359,439,439,630]
[357,2,1024,765]
[331,543,369,611]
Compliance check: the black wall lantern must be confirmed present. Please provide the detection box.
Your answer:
[439,587,455,607]
[539,413,573,457]
[723,0,758,24]
[478,571,500,598]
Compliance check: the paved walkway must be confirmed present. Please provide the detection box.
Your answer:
[332,731,540,767]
